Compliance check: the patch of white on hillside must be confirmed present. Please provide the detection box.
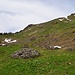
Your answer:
[4,38,17,43]
[1,44,6,46]
[59,19,63,21]
[66,18,71,21]
[54,46,61,49]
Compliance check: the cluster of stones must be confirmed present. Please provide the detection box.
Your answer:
[11,48,40,59]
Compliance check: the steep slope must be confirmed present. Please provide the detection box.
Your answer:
[0,13,75,50]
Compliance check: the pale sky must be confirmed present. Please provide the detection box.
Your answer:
[0,0,75,33]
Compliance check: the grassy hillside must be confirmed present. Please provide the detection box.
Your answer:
[0,13,75,75]
[14,13,75,49]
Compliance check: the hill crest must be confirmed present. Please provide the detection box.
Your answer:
[0,13,75,50]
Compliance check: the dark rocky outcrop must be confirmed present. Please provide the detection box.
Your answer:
[11,48,40,59]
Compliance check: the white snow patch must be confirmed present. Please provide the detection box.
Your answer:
[54,46,61,49]
[1,44,6,46]
[66,18,71,21]
[59,19,63,21]
[11,40,17,43]
[4,38,17,43]
[4,38,11,43]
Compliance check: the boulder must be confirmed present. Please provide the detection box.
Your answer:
[11,48,40,59]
